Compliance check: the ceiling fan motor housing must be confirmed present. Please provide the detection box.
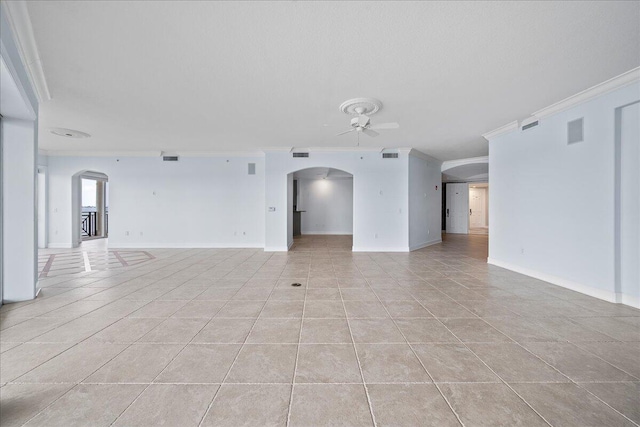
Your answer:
[351,116,371,128]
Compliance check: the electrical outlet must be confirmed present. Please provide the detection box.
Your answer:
[520,248,525,254]
[125,231,129,236]
[375,233,378,239]
[140,232,143,236]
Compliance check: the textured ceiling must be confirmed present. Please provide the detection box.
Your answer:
[29,1,640,160]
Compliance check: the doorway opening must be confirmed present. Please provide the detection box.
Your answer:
[444,182,489,235]
[71,171,109,247]
[81,177,109,241]
[288,167,353,251]
[469,183,489,235]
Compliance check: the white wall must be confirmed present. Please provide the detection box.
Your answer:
[2,118,37,301]
[265,150,410,251]
[46,156,265,248]
[298,178,353,235]
[488,82,640,307]
[408,154,442,250]
[618,101,640,305]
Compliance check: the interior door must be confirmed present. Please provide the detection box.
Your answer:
[446,183,469,234]
[469,188,486,228]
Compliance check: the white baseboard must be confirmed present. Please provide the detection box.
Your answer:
[352,246,410,252]
[619,293,640,309]
[301,231,353,235]
[264,246,289,252]
[109,243,264,249]
[47,243,74,249]
[487,257,623,304]
[410,239,442,251]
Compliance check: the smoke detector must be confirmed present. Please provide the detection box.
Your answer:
[339,98,383,116]
[50,128,91,138]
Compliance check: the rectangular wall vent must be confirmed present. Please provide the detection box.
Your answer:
[382,153,399,159]
[162,156,179,162]
[248,163,256,175]
[522,121,539,131]
[292,152,309,158]
[567,118,584,144]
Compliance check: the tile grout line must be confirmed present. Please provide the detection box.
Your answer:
[367,284,465,427]
[196,251,285,427]
[285,255,311,427]
[373,253,556,426]
[18,248,217,426]
[341,258,381,427]
[475,319,640,426]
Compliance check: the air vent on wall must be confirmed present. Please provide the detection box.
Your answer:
[382,153,399,158]
[567,118,584,144]
[292,152,309,158]
[522,120,539,131]
[162,156,179,162]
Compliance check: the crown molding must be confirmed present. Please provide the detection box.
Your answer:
[262,147,294,153]
[1,1,50,102]
[407,148,441,163]
[42,150,162,157]
[176,150,265,158]
[482,121,519,141]
[303,146,384,153]
[533,67,640,119]
[441,155,489,172]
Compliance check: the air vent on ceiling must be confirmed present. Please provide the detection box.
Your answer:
[248,163,256,175]
[522,120,539,131]
[162,156,179,162]
[382,153,399,159]
[292,152,309,158]
[567,118,584,144]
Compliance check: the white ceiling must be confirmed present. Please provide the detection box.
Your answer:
[28,1,640,160]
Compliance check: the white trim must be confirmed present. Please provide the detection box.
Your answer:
[303,146,385,153]
[175,150,265,158]
[410,238,442,251]
[301,231,353,235]
[482,121,519,141]
[110,243,264,249]
[619,294,640,310]
[1,1,50,101]
[264,246,289,252]
[47,243,74,249]
[352,246,410,252]
[487,257,618,304]
[441,156,489,172]
[43,150,162,157]
[533,67,640,119]
[407,149,441,163]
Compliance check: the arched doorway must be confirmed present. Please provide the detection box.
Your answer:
[287,167,354,251]
[71,170,109,247]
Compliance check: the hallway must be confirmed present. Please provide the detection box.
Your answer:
[1,235,639,426]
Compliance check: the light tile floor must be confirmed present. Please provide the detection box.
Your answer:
[1,234,639,426]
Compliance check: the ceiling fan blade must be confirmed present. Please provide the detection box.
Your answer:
[362,128,379,137]
[369,122,399,130]
[336,128,355,136]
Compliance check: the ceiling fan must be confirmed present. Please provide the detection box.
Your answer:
[336,110,399,138]
[333,98,399,140]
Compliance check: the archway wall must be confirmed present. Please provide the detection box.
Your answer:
[46,154,266,249]
[264,150,411,251]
